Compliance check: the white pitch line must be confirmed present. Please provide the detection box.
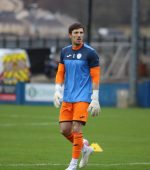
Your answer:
[0,162,150,167]
[89,162,150,167]
[0,122,57,127]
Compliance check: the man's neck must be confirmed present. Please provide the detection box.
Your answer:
[72,43,83,50]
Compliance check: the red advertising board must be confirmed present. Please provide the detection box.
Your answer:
[0,85,16,101]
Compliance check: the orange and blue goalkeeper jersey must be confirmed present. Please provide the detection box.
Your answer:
[60,43,100,103]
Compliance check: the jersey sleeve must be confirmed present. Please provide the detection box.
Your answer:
[60,49,64,64]
[55,49,65,84]
[55,63,65,84]
[87,50,100,68]
[90,66,100,85]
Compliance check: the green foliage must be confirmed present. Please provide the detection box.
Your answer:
[0,105,150,170]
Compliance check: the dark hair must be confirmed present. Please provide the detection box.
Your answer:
[68,23,85,34]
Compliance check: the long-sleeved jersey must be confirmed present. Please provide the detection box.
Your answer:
[56,43,100,103]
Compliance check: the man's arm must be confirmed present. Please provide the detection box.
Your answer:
[53,63,65,108]
[55,63,65,84]
[88,66,101,116]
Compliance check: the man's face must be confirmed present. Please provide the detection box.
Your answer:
[69,28,84,46]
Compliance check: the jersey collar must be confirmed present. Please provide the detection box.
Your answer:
[72,43,84,51]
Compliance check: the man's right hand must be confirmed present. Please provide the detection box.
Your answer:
[53,84,63,108]
[54,91,62,108]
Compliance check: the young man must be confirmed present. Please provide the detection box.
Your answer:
[54,23,101,170]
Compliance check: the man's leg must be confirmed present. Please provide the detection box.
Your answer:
[59,121,79,170]
[65,121,83,170]
[72,121,83,159]
[59,102,74,143]
[59,102,93,170]
[79,144,94,168]
[72,102,94,169]
[60,121,73,142]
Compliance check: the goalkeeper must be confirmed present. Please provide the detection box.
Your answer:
[54,23,101,170]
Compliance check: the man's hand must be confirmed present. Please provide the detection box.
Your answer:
[53,84,63,108]
[88,90,101,117]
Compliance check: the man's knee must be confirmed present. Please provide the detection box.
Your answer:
[72,121,82,133]
[59,122,72,136]
[60,128,71,136]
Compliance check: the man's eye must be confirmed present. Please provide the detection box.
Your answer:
[73,31,83,34]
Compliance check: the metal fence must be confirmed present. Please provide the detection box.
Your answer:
[0,36,150,55]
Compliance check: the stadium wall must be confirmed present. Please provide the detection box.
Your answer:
[100,81,150,107]
[0,81,150,107]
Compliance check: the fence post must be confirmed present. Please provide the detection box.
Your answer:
[142,36,147,55]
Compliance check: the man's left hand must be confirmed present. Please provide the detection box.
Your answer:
[88,100,101,117]
[87,90,101,117]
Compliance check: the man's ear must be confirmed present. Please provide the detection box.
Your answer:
[69,33,72,38]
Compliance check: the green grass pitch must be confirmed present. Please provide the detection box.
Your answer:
[0,104,150,170]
